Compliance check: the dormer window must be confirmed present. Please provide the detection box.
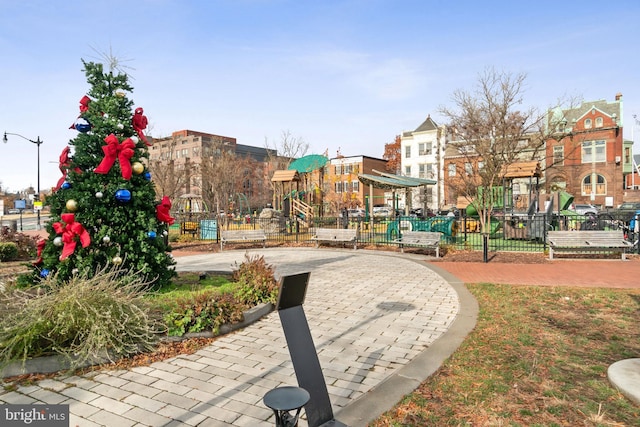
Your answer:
[595,117,603,128]
[585,118,592,129]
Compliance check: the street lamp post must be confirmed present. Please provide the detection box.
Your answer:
[3,132,43,230]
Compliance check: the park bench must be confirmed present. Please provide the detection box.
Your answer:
[547,230,633,260]
[310,228,358,250]
[220,229,267,251]
[391,230,442,257]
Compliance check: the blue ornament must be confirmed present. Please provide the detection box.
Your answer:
[147,231,157,239]
[74,117,91,133]
[40,269,50,278]
[61,181,71,190]
[143,172,152,181]
[115,189,132,203]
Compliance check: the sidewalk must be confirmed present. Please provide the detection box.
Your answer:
[0,248,474,427]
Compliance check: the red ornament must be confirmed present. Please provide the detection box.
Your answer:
[156,196,175,225]
[94,134,136,180]
[132,107,151,146]
[52,213,91,260]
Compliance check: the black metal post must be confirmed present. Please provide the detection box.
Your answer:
[3,132,43,230]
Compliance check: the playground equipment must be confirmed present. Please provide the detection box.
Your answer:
[386,216,458,240]
[174,194,209,236]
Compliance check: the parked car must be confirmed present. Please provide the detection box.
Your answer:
[347,208,366,218]
[613,202,640,223]
[6,208,20,214]
[373,207,391,217]
[569,203,598,215]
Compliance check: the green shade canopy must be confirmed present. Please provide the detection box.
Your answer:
[287,154,328,173]
[358,170,436,190]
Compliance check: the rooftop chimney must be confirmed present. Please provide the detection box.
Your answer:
[615,92,623,101]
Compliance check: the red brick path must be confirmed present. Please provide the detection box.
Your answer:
[432,259,640,289]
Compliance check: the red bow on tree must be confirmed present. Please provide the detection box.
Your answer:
[94,134,136,180]
[69,95,91,129]
[132,107,151,146]
[52,213,91,260]
[33,239,47,265]
[55,146,82,190]
[156,196,175,225]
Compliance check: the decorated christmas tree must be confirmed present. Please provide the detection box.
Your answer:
[32,60,176,287]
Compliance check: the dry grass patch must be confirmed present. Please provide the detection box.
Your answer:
[372,284,640,427]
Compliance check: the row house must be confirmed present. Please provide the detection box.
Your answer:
[403,94,633,214]
[545,93,633,208]
[325,155,389,214]
[400,115,447,212]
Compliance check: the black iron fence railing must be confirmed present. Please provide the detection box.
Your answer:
[177,212,640,256]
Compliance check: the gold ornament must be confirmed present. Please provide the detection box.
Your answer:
[132,162,144,174]
[116,91,126,97]
[66,199,78,212]
[112,256,123,265]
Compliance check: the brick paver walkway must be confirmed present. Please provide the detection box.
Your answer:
[433,258,640,288]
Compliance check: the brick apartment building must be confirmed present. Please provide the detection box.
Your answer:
[148,130,275,211]
[545,94,634,208]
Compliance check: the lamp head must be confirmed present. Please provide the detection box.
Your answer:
[2,132,7,144]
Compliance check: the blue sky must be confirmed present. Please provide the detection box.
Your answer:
[1,0,639,193]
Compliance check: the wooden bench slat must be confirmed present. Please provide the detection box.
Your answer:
[391,231,441,257]
[310,228,358,250]
[547,230,631,260]
[220,229,267,251]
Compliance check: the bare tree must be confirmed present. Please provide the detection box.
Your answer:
[199,138,255,226]
[147,136,192,199]
[264,130,309,171]
[439,68,564,235]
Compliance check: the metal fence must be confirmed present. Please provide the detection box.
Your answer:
[179,212,640,256]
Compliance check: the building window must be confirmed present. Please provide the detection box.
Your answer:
[335,165,342,175]
[405,165,411,175]
[625,147,631,163]
[553,145,564,165]
[582,173,606,196]
[335,181,343,193]
[405,145,411,158]
[418,142,432,156]
[595,117,603,128]
[351,180,359,192]
[582,140,605,163]
[448,163,456,176]
[343,181,349,192]
[585,119,592,129]
[464,162,473,175]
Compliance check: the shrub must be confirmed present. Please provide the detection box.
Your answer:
[162,253,278,337]
[232,252,279,306]
[0,242,18,261]
[0,227,37,260]
[0,266,159,369]
[163,291,244,336]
